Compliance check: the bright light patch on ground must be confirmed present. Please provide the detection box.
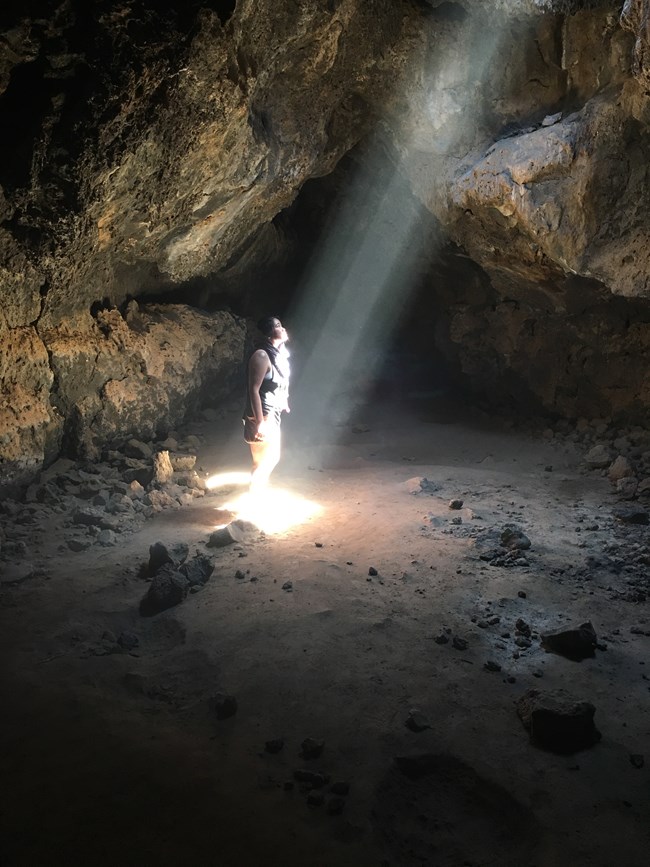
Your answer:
[205,471,251,490]
[218,487,323,534]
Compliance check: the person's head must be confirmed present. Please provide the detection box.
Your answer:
[257,315,288,344]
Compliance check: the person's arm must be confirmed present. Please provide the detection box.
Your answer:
[248,350,271,439]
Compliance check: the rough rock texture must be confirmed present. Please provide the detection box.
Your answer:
[1,302,244,485]
[2,0,650,482]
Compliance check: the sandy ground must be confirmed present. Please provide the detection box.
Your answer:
[1,395,649,867]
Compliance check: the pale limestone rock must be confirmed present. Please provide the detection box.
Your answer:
[153,451,174,485]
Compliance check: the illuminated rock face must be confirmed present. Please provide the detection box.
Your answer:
[1,0,650,482]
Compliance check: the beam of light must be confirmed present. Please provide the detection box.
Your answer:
[218,486,323,535]
[286,8,517,451]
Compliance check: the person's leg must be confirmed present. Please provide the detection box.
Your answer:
[249,424,281,492]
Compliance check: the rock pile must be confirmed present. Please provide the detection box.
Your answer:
[0,435,209,564]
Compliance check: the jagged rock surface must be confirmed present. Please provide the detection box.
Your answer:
[2,0,650,483]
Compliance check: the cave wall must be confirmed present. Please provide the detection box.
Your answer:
[2,0,650,486]
[380,1,650,421]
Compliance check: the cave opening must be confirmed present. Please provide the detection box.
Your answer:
[2,2,650,866]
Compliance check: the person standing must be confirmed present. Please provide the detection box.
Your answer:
[243,316,290,492]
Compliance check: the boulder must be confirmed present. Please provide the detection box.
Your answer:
[516,688,601,753]
[541,621,597,661]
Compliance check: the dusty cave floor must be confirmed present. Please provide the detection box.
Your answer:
[1,396,649,867]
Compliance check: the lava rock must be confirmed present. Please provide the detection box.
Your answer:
[501,525,531,551]
[541,621,597,661]
[139,565,189,616]
[449,498,464,510]
[117,631,140,650]
[608,455,634,483]
[584,444,612,469]
[368,566,378,576]
[617,477,639,500]
[179,553,214,587]
[452,635,468,651]
[148,541,174,576]
[484,660,502,672]
[612,505,649,524]
[300,737,324,759]
[207,520,259,547]
[293,769,328,787]
[405,709,431,732]
[516,688,601,754]
[124,439,153,460]
[213,693,238,720]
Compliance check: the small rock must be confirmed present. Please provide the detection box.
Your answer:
[541,621,597,662]
[67,538,91,552]
[179,554,214,588]
[153,450,174,485]
[452,636,468,651]
[517,590,527,598]
[207,520,259,547]
[484,660,501,672]
[330,781,350,796]
[213,693,237,720]
[617,477,639,500]
[169,453,197,471]
[307,792,325,807]
[501,526,531,551]
[449,499,464,510]
[405,709,431,732]
[516,688,601,754]
[282,581,293,591]
[124,439,153,460]
[368,566,378,576]
[629,754,644,769]
[293,769,328,787]
[434,633,449,645]
[148,541,174,576]
[585,444,611,469]
[300,737,324,759]
[117,631,139,651]
[612,505,649,524]
[265,738,284,754]
[515,618,531,637]
[402,477,440,494]
[608,455,634,483]
[139,566,189,616]
[541,111,562,126]
[97,529,117,546]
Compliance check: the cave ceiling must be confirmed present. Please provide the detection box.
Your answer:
[2,0,650,484]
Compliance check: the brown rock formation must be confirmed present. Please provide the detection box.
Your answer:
[2,0,650,485]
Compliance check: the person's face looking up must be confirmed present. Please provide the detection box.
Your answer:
[270,318,288,343]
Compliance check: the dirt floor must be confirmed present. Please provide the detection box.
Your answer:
[1,395,649,867]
